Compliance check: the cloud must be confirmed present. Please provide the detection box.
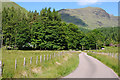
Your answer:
[78,0,99,5]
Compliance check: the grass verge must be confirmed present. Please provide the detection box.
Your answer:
[87,52,118,76]
[90,46,118,54]
[2,49,79,78]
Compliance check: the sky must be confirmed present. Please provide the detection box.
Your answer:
[16,2,118,16]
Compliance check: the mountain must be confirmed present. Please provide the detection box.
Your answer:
[58,7,118,29]
[1,2,118,29]
[2,2,28,13]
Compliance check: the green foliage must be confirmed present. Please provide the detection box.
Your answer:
[78,26,91,33]
[2,7,30,49]
[95,27,119,46]
[81,27,119,50]
[90,27,118,48]
[2,7,118,50]
[2,7,84,50]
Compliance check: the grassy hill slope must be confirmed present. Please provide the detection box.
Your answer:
[58,7,118,29]
[2,2,28,13]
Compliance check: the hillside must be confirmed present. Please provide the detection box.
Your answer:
[58,7,118,29]
[2,2,28,13]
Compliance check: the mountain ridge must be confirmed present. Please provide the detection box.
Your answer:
[1,2,118,29]
[58,7,118,29]
[2,2,28,13]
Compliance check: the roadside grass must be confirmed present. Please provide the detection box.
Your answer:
[2,49,79,78]
[90,46,118,54]
[87,52,118,76]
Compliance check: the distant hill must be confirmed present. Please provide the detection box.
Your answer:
[58,7,118,29]
[1,2,118,29]
[60,12,88,27]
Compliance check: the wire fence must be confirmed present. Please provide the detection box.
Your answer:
[0,52,67,76]
[87,51,118,59]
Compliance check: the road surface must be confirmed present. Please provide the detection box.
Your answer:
[64,52,118,78]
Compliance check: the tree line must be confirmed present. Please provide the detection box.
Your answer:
[2,7,118,50]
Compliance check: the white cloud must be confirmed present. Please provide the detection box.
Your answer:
[78,0,99,5]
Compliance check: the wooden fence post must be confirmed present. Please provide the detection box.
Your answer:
[36,56,38,64]
[54,53,55,57]
[40,55,42,63]
[61,52,63,55]
[60,53,62,56]
[47,55,49,60]
[44,55,45,61]
[58,53,60,56]
[50,55,51,59]
[24,57,26,67]
[30,57,32,64]
[112,54,113,57]
[15,59,17,70]
[0,60,2,76]
[115,53,117,58]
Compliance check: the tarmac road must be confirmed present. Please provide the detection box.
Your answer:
[64,52,118,78]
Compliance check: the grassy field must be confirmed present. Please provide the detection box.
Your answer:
[87,52,119,76]
[2,49,80,78]
[89,46,118,54]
